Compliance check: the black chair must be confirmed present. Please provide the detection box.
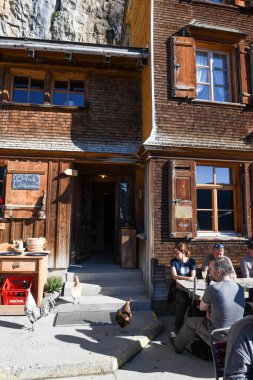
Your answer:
[210,327,230,380]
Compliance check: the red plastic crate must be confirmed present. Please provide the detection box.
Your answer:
[2,276,33,305]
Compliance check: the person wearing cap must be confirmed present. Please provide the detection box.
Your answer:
[201,243,237,280]
[240,241,253,278]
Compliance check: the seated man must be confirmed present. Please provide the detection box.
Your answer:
[172,256,245,354]
[201,243,237,280]
[240,241,253,278]
[224,316,253,380]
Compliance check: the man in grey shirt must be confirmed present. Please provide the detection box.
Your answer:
[172,257,245,353]
[224,316,253,379]
[240,241,253,278]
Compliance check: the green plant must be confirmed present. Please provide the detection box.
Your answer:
[44,276,63,293]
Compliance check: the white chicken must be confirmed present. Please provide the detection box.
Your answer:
[24,289,55,331]
[70,275,82,304]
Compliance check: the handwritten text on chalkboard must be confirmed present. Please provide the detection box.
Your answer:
[12,174,40,190]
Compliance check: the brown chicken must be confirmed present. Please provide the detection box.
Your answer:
[116,298,132,331]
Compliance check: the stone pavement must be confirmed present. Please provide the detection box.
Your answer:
[0,309,162,380]
[0,311,215,380]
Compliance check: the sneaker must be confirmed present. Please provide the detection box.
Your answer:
[169,331,177,339]
[169,332,181,354]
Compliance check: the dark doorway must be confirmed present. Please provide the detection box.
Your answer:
[75,178,115,262]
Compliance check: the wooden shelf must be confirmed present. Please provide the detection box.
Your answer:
[0,252,49,314]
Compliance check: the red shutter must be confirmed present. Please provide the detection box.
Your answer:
[238,43,252,104]
[171,36,197,99]
[168,160,197,238]
[242,163,252,239]
[4,161,48,219]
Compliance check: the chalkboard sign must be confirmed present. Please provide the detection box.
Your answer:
[12,174,40,190]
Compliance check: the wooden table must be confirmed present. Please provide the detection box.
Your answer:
[0,252,49,315]
[176,278,253,300]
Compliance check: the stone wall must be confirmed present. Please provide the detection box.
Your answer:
[0,0,125,44]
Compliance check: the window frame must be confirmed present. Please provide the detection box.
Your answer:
[11,71,45,105]
[196,47,232,102]
[196,163,241,235]
[51,72,85,107]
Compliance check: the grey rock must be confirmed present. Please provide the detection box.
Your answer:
[0,0,125,44]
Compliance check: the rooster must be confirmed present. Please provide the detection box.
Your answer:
[24,289,55,331]
[70,275,82,304]
[116,298,132,332]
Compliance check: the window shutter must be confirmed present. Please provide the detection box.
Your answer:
[168,160,197,238]
[170,36,197,99]
[4,161,48,219]
[242,163,252,239]
[234,0,253,7]
[238,43,252,104]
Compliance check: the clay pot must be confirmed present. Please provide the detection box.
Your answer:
[26,237,46,251]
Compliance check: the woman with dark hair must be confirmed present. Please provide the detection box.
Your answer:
[170,242,196,334]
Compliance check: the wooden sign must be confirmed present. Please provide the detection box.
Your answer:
[175,205,192,218]
[12,174,40,190]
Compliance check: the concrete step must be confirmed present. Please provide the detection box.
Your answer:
[52,295,151,313]
[66,269,143,282]
[64,281,145,297]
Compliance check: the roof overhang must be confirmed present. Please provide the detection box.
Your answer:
[0,37,148,60]
[186,21,247,44]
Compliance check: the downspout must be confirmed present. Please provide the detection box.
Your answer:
[145,0,155,298]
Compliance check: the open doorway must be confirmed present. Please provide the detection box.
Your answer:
[74,177,115,262]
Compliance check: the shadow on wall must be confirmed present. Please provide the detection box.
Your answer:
[70,75,142,155]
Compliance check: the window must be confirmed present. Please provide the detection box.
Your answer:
[196,165,238,233]
[12,76,44,104]
[52,80,85,106]
[196,49,231,102]
[171,35,251,104]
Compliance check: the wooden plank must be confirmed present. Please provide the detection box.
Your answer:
[55,162,72,268]
[46,161,59,268]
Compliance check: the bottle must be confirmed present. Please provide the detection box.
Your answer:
[193,276,197,294]
[205,270,211,287]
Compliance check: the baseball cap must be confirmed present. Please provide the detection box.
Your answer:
[213,243,224,249]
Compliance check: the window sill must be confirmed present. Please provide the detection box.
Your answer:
[191,99,246,108]
[193,233,248,242]
[0,101,89,111]
[191,0,237,9]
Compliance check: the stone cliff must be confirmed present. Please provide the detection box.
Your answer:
[0,0,125,44]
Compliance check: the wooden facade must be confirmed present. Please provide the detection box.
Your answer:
[0,38,147,271]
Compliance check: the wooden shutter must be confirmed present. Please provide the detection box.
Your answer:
[168,160,197,238]
[4,161,48,219]
[238,43,252,104]
[171,36,197,99]
[242,163,252,239]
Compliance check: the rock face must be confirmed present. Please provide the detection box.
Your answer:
[0,0,125,44]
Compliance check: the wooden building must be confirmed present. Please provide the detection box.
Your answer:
[0,37,148,273]
[123,0,253,303]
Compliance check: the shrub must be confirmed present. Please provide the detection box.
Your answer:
[44,276,63,293]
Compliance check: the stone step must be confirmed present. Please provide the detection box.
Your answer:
[66,269,143,282]
[52,295,151,313]
[64,281,145,297]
